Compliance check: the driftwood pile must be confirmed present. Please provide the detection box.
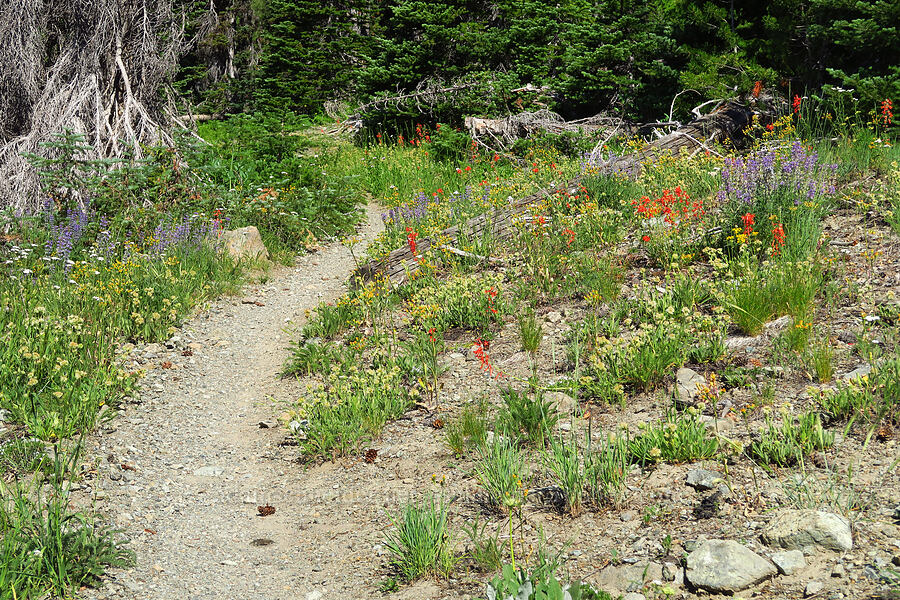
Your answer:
[355,100,755,286]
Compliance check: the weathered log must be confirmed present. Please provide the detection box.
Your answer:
[593,100,752,176]
[356,100,753,286]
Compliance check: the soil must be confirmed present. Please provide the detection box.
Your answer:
[80,202,900,600]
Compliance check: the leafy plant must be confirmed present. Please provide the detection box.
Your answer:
[445,401,489,456]
[475,436,530,513]
[497,387,559,447]
[486,564,614,600]
[384,494,457,581]
[747,409,834,467]
[463,517,504,573]
[819,357,900,430]
[627,409,719,465]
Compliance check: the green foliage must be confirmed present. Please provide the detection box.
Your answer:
[475,436,529,513]
[626,409,719,465]
[0,444,133,599]
[445,401,489,456]
[747,409,834,467]
[819,357,900,429]
[496,387,559,447]
[486,564,614,600]
[292,362,411,458]
[384,494,457,581]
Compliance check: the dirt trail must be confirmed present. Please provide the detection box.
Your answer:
[82,204,445,600]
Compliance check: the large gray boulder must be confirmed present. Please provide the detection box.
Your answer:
[685,539,776,593]
[761,510,852,552]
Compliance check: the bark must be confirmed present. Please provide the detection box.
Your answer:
[0,0,186,213]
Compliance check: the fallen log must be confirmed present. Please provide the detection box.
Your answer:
[356,100,754,286]
[591,100,753,176]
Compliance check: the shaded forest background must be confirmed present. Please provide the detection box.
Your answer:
[177,0,900,123]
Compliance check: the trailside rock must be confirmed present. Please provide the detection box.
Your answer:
[221,226,269,261]
[771,550,807,575]
[685,539,776,593]
[676,368,706,406]
[761,510,852,552]
[686,468,724,491]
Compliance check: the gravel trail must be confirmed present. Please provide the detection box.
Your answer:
[83,205,406,600]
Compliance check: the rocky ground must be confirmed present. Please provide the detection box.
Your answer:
[78,201,900,600]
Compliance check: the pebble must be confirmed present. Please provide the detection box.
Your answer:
[806,581,825,596]
[193,466,224,477]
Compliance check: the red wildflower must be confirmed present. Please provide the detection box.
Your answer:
[405,227,418,258]
[562,227,575,247]
[473,339,504,379]
[741,213,755,236]
[766,123,775,131]
[772,223,786,256]
[793,95,802,114]
[752,80,762,98]
[642,235,650,243]
[881,98,893,127]
[485,287,499,314]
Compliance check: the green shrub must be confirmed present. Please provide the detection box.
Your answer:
[819,357,900,428]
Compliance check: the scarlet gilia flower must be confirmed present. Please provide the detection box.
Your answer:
[562,227,575,247]
[752,81,762,98]
[792,95,802,114]
[741,212,755,236]
[473,338,504,379]
[405,227,418,258]
[772,223,786,256]
[641,235,650,243]
[881,99,893,127]
[485,287,499,314]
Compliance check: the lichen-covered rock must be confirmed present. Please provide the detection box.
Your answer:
[761,510,852,552]
[685,539,776,593]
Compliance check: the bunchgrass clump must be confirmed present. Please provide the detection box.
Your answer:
[496,387,559,447]
[475,436,529,513]
[747,408,834,467]
[0,443,133,598]
[543,435,586,516]
[517,311,544,354]
[627,409,719,465]
[384,494,457,581]
[585,432,630,507]
[445,401,489,456]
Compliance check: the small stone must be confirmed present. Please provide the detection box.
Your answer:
[805,581,825,596]
[762,510,853,552]
[842,364,872,383]
[305,592,323,600]
[662,562,679,581]
[193,466,224,477]
[686,468,724,491]
[831,563,845,577]
[623,593,646,600]
[676,368,706,406]
[771,550,806,575]
[685,539,777,593]
[620,511,636,522]
[546,310,563,323]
